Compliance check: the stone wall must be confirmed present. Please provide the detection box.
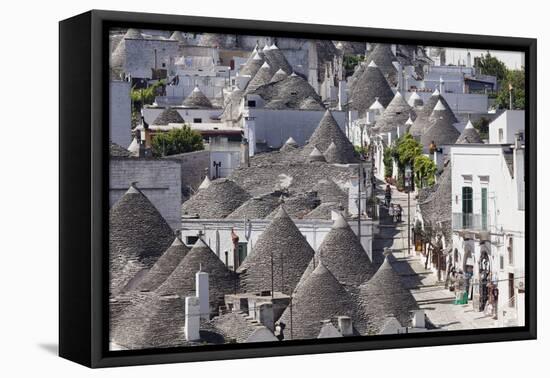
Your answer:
[123,39,179,78]
[110,158,182,229]
[164,150,210,201]
[109,81,132,148]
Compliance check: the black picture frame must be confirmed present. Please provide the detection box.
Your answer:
[59,9,537,368]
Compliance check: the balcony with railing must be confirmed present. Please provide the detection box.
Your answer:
[452,212,490,231]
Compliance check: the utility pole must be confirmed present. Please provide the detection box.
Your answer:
[405,164,412,255]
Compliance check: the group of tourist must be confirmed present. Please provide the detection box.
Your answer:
[385,184,403,223]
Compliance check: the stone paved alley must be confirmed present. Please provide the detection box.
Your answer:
[372,180,498,331]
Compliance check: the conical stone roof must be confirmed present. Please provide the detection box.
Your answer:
[124,28,143,39]
[134,237,190,292]
[269,68,288,83]
[245,62,273,93]
[374,92,415,133]
[300,213,374,288]
[308,146,326,162]
[349,61,395,117]
[279,263,355,340]
[312,179,348,205]
[225,192,282,219]
[305,110,357,163]
[356,252,418,334]
[280,137,299,152]
[323,141,349,164]
[182,86,213,108]
[456,120,482,144]
[198,176,211,190]
[111,292,187,349]
[265,193,321,220]
[249,75,323,110]
[237,206,315,295]
[109,184,175,294]
[169,31,185,41]
[365,43,398,85]
[181,178,251,218]
[420,100,460,147]
[409,90,458,137]
[240,52,264,77]
[152,107,184,126]
[407,92,423,107]
[156,239,237,312]
[262,45,293,74]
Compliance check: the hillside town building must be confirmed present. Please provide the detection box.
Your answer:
[107,29,526,350]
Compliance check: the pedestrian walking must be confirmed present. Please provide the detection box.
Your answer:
[385,184,392,207]
[396,204,403,222]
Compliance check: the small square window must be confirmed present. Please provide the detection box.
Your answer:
[193,118,202,123]
[247,100,256,107]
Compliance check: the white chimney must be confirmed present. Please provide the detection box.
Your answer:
[411,310,425,328]
[337,316,353,336]
[244,115,256,157]
[185,296,201,341]
[255,302,275,332]
[391,44,397,56]
[196,270,209,321]
[439,76,445,94]
[466,51,472,68]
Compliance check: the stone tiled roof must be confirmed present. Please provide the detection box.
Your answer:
[240,52,264,77]
[181,178,251,219]
[156,238,238,313]
[420,101,460,147]
[269,68,288,83]
[261,44,293,74]
[248,75,324,110]
[225,192,282,220]
[305,110,358,163]
[111,292,225,349]
[356,252,418,334]
[246,62,274,93]
[109,184,175,295]
[279,263,355,340]
[237,206,315,295]
[456,120,482,144]
[169,31,185,42]
[182,86,213,108]
[299,213,374,288]
[220,88,243,122]
[228,152,356,198]
[134,237,190,292]
[303,202,343,220]
[374,92,415,133]
[110,142,131,157]
[349,61,395,117]
[280,137,298,152]
[266,192,321,219]
[124,28,143,39]
[207,311,276,343]
[409,91,459,137]
[152,107,185,126]
[312,178,348,205]
[365,43,398,85]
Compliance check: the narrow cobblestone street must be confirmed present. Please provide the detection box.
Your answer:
[372,181,498,331]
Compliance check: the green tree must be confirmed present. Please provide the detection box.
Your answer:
[151,126,204,157]
[496,68,525,110]
[413,155,437,188]
[475,52,507,82]
[131,80,165,110]
[473,117,490,140]
[343,54,364,78]
[396,133,423,167]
